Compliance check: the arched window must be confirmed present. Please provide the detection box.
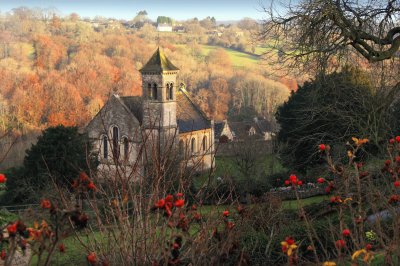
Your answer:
[169,83,174,100]
[112,126,119,159]
[147,83,152,99]
[123,137,129,161]
[152,83,158,100]
[102,135,108,159]
[202,136,207,152]
[191,138,196,154]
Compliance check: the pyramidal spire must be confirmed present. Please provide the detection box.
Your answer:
[139,47,179,73]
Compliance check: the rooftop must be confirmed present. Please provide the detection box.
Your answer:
[139,48,179,73]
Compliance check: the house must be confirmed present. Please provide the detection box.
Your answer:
[173,26,186,33]
[253,117,278,141]
[214,120,234,142]
[229,122,259,140]
[86,48,215,173]
[157,23,173,32]
[225,117,278,141]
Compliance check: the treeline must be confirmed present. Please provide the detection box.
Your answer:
[0,7,292,132]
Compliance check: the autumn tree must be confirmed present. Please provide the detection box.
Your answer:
[197,78,231,120]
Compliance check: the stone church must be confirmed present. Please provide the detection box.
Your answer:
[86,48,215,172]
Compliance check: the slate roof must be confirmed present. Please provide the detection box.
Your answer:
[229,122,259,140]
[176,88,211,133]
[120,96,143,124]
[140,48,179,73]
[254,118,279,133]
[214,121,225,140]
[117,89,211,134]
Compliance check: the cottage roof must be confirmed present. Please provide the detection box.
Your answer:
[214,121,225,139]
[139,48,179,73]
[229,122,259,140]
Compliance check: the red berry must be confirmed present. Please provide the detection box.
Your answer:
[87,252,97,265]
[319,144,326,151]
[174,199,185,208]
[390,138,395,144]
[335,239,346,249]
[79,172,89,181]
[317,177,325,184]
[342,229,351,237]
[87,181,96,191]
[40,199,51,209]
[394,181,400,187]
[7,223,17,235]
[396,136,400,143]
[155,199,165,208]
[0,174,6,183]
[223,210,229,217]
[193,212,201,221]
[285,237,295,245]
[165,195,174,202]
[366,244,372,250]
[227,221,235,229]
[297,180,303,186]
[284,180,290,186]
[289,174,297,183]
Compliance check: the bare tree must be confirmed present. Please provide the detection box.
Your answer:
[260,0,400,127]
[261,0,400,63]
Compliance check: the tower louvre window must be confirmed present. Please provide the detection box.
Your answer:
[166,83,170,100]
[152,83,158,100]
[169,83,174,100]
[147,83,152,99]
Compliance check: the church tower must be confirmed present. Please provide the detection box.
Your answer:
[139,48,179,145]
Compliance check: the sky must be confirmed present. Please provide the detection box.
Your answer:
[0,0,267,21]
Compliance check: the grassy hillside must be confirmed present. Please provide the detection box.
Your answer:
[176,44,263,67]
[200,45,260,67]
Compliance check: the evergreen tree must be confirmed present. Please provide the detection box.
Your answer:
[276,67,390,172]
[4,126,96,203]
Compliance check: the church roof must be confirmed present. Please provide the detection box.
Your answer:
[120,96,143,124]
[176,88,211,133]
[118,89,211,133]
[140,48,179,73]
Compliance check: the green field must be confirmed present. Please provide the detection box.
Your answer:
[200,45,260,67]
[176,44,263,68]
